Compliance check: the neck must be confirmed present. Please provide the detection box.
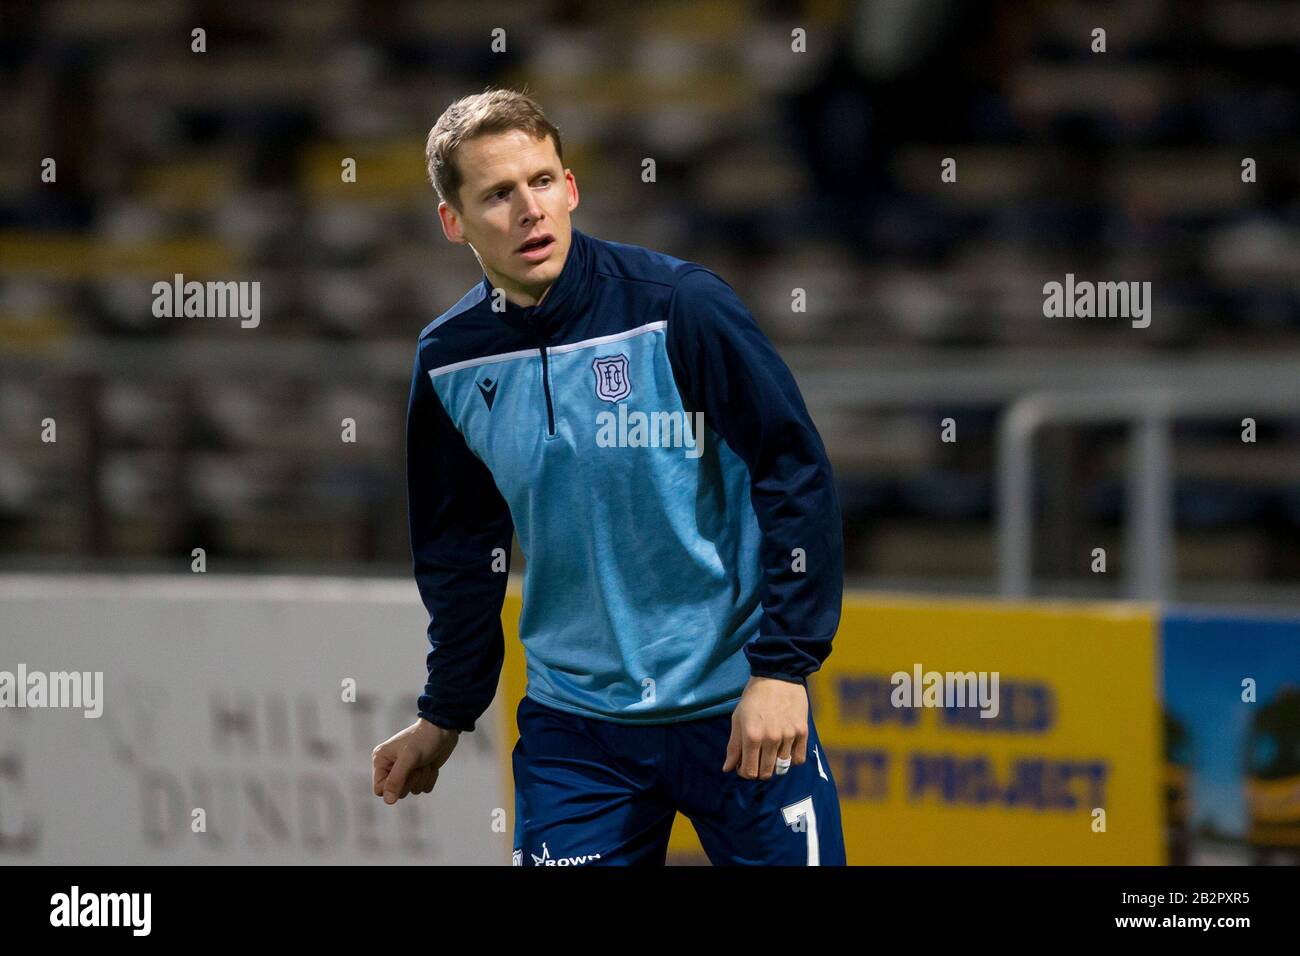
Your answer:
[521,282,554,309]
[488,272,553,309]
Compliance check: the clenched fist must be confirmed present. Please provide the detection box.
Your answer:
[372,718,460,804]
[722,676,809,780]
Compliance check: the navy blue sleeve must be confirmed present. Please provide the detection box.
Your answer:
[666,268,844,685]
[407,341,515,732]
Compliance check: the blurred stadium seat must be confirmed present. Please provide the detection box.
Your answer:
[1,0,1297,604]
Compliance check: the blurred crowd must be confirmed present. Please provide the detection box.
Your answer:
[1,0,1298,595]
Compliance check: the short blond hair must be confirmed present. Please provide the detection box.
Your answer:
[425,87,564,211]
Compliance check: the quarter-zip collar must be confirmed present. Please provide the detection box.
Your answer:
[483,227,597,340]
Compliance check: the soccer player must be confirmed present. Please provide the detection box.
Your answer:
[372,88,847,865]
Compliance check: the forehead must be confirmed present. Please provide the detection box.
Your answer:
[457,129,560,184]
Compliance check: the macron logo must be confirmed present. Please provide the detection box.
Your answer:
[477,377,499,411]
[50,886,151,936]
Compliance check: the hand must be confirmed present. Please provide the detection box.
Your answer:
[372,718,459,804]
[721,676,808,780]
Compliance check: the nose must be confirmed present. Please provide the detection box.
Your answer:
[519,189,543,224]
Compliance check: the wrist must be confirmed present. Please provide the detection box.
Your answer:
[749,671,807,686]
[419,715,462,735]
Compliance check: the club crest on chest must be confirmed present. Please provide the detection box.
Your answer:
[592,353,631,403]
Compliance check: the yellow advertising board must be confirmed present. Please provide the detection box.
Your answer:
[498,590,1163,864]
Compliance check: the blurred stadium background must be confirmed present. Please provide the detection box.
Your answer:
[1,0,1298,865]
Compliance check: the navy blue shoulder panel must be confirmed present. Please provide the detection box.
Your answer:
[546,234,706,346]
[417,280,539,373]
[418,231,713,367]
[418,279,488,341]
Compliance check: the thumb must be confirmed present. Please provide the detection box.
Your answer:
[383,747,416,804]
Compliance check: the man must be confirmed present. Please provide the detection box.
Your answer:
[372,88,847,865]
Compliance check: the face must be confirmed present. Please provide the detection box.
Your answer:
[437,129,580,307]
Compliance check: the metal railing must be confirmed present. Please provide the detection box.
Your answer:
[997,381,1300,600]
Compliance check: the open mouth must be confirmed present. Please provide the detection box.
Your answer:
[518,235,554,256]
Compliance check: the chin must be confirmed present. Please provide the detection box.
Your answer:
[523,260,561,282]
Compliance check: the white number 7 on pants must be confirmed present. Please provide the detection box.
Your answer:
[781,796,819,865]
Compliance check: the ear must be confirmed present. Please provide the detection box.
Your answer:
[438,200,467,244]
[565,168,580,213]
